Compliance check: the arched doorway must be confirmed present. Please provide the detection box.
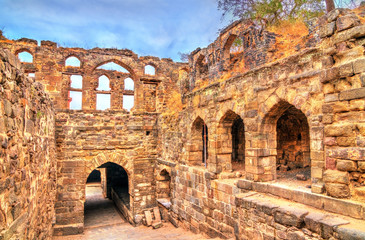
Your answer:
[86,169,101,183]
[276,105,310,181]
[261,101,311,184]
[84,162,129,229]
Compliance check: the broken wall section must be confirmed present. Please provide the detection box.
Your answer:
[186,16,321,92]
[0,37,187,116]
[0,49,56,239]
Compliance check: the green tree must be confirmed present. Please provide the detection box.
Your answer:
[218,0,326,27]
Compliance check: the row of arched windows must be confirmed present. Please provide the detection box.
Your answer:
[68,74,135,111]
[15,50,159,112]
[16,51,157,75]
[190,105,311,180]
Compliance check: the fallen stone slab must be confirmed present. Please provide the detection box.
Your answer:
[153,207,161,222]
[152,221,162,229]
[144,210,152,226]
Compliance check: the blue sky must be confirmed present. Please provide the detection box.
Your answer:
[0,0,232,61]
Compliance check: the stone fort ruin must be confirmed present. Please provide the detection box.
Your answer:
[1,7,365,240]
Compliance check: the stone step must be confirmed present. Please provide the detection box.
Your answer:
[235,192,365,239]
[237,179,365,220]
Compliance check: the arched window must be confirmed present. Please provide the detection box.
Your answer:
[196,55,208,76]
[94,61,134,111]
[217,110,245,172]
[145,65,156,75]
[69,75,83,110]
[229,37,243,55]
[223,35,243,60]
[96,75,111,110]
[97,62,129,73]
[189,117,208,166]
[124,78,134,91]
[122,77,134,111]
[65,56,81,67]
[18,51,33,63]
[97,75,111,91]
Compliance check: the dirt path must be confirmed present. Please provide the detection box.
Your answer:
[53,184,211,240]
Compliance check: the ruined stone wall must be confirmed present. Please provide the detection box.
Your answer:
[0,37,186,114]
[0,49,56,239]
[186,18,320,91]
[53,110,158,235]
[0,34,188,236]
[1,6,365,240]
[155,8,365,239]
[320,9,365,200]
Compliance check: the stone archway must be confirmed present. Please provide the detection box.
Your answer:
[216,110,245,172]
[84,151,141,227]
[259,100,311,182]
[85,151,134,210]
[189,117,209,167]
[84,161,131,230]
[85,151,133,179]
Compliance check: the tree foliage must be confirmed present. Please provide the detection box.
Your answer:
[218,0,326,26]
[178,52,190,62]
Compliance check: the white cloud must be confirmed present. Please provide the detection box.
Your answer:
[1,0,230,61]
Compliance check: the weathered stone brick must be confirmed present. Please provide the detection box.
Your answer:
[323,170,350,184]
[337,14,360,32]
[319,22,336,38]
[339,88,365,101]
[336,159,357,171]
[358,161,365,172]
[325,183,351,198]
[273,206,308,227]
[324,124,355,137]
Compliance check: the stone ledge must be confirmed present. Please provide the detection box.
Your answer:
[236,179,365,220]
[157,159,176,167]
[274,206,308,227]
[52,223,83,236]
[235,193,364,239]
[336,224,365,240]
[288,69,321,83]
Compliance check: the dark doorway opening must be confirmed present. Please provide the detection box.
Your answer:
[232,117,245,171]
[86,169,101,183]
